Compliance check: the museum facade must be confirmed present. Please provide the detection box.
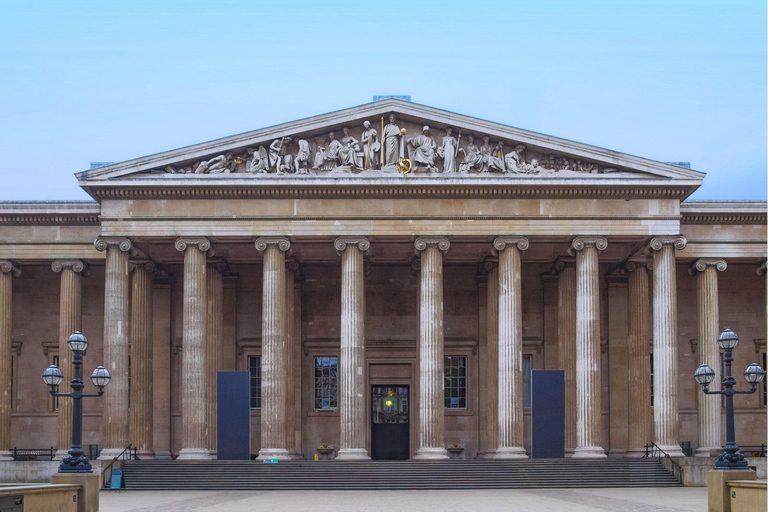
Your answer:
[0,99,765,462]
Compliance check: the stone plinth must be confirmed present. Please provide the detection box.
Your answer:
[707,469,757,512]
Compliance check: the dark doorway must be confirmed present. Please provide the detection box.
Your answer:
[371,385,409,460]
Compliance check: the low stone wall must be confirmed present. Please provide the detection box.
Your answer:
[0,483,80,512]
[729,479,767,512]
[663,457,767,487]
[0,461,59,483]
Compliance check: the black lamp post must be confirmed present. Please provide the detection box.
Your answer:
[694,328,765,470]
[42,331,111,473]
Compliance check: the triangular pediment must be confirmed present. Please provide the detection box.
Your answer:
[76,99,705,188]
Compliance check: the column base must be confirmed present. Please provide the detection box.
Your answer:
[177,448,213,460]
[478,449,497,459]
[153,451,173,460]
[336,448,371,461]
[136,450,156,460]
[572,446,607,459]
[0,450,12,461]
[257,448,292,460]
[53,449,69,461]
[413,447,449,460]
[695,446,719,457]
[656,444,684,457]
[493,447,528,459]
[625,447,648,458]
[287,451,304,460]
[564,447,575,458]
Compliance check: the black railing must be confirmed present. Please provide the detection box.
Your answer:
[12,447,55,461]
[102,445,138,489]
[643,443,683,484]
[731,444,766,457]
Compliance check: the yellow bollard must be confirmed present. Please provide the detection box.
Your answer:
[314,452,319,461]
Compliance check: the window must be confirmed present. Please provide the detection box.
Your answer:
[523,354,532,408]
[314,357,338,410]
[444,355,467,409]
[249,356,262,410]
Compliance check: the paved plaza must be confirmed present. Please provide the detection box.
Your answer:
[100,487,707,511]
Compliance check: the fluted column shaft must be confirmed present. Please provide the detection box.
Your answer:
[206,262,225,454]
[284,263,297,456]
[95,238,132,459]
[555,261,577,455]
[494,237,528,459]
[0,261,20,460]
[626,262,652,456]
[484,263,499,457]
[571,236,607,458]
[648,236,686,457]
[414,237,450,460]
[129,262,155,459]
[692,258,726,456]
[176,238,212,460]
[256,238,291,459]
[336,238,371,460]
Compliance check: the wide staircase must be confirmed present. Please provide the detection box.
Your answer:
[119,458,680,490]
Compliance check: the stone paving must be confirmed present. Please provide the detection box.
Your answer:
[100,487,707,511]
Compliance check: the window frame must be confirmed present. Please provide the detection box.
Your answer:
[248,355,262,411]
[444,354,468,410]
[313,356,339,411]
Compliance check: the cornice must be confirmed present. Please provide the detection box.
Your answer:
[0,202,100,226]
[681,201,767,225]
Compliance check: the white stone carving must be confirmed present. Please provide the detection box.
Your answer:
[407,126,437,171]
[382,114,401,167]
[293,140,312,174]
[195,152,234,174]
[361,121,380,170]
[458,135,483,173]
[246,146,269,174]
[269,138,293,174]
[437,128,458,174]
[339,128,363,169]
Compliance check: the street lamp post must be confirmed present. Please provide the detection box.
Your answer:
[694,328,765,470]
[42,331,111,473]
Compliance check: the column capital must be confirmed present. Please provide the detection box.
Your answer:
[645,235,687,254]
[621,259,652,275]
[688,258,727,275]
[51,260,86,274]
[129,259,157,273]
[0,260,21,277]
[255,237,290,253]
[175,237,212,253]
[493,236,529,253]
[550,256,576,275]
[334,236,371,256]
[477,256,498,277]
[414,236,450,255]
[94,236,132,253]
[410,258,421,276]
[757,260,767,276]
[568,236,608,255]
[207,258,231,276]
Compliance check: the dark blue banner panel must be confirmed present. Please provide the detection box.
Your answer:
[217,371,251,460]
[531,370,565,459]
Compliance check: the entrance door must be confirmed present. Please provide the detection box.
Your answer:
[371,385,409,460]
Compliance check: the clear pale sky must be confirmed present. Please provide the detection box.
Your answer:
[1,0,765,201]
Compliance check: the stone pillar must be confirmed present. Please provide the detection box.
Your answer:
[284,259,300,458]
[95,237,132,459]
[255,237,291,460]
[0,261,20,460]
[413,236,450,460]
[493,236,529,459]
[690,258,727,457]
[175,237,212,460]
[553,258,577,456]
[128,260,155,460]
[206,259,227,455]
[646,236,687,457]
[334,237,371,460]
[481,259,499,458]
[569,236,608,458]
[624,260,653,457]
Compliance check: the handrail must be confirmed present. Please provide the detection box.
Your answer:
[643,443,683,484]
[102,445,138,489]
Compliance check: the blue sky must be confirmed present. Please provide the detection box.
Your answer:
[1,0,765,200]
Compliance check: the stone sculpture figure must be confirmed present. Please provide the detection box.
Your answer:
[293,139,312,174]
[195,152,235,174]
[479,137,505,173]
[382,114,401,166]
[407,126,437,171]
[520,158,548,174]
[325,132,342,168]
[339,127,364,169]
[269,137,293,174]
[458,135,483,173]
[437,128,458,173]
[504,144,526,174]
[361,121,380,169]
[246,146,269,173]
[165,165,192,174]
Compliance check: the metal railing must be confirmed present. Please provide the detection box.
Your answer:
[643,443,683,484]
[730,444,766,457]
[102,445,138,489]
[12,447,55,461]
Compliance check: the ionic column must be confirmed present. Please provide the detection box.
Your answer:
[95,237,132,459]
[690,258,727,457]
[128,260,155,460]
[646,236,687,457]
[413,236,450,460]
[335,237,371,460]
[255,237,291,460]
[553,258,577,456]
[569,236,608,458]
[285,259,301,458]
[175,237,212,460]
[624,260,653,457]
[493,236,529,459]
[0,261,20,460]
[481,258,499,458]
[206,259,227,456]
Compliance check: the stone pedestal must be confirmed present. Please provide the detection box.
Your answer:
[625,260,653,457]
[335,237,371,461]
[691,259,727,457]
[554,258,577,456]
[206,259,227,456]
[255,237,291,460]
[175,237,212,460]
[95,237,132,460]
[0,261,20,461]
[51,472,100,512]
[647,236,687,457]
[493,236,529,459]
[128,260,155,460]
[707,469,756,512]
[413,237,450,460]
[570,236,608,458]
